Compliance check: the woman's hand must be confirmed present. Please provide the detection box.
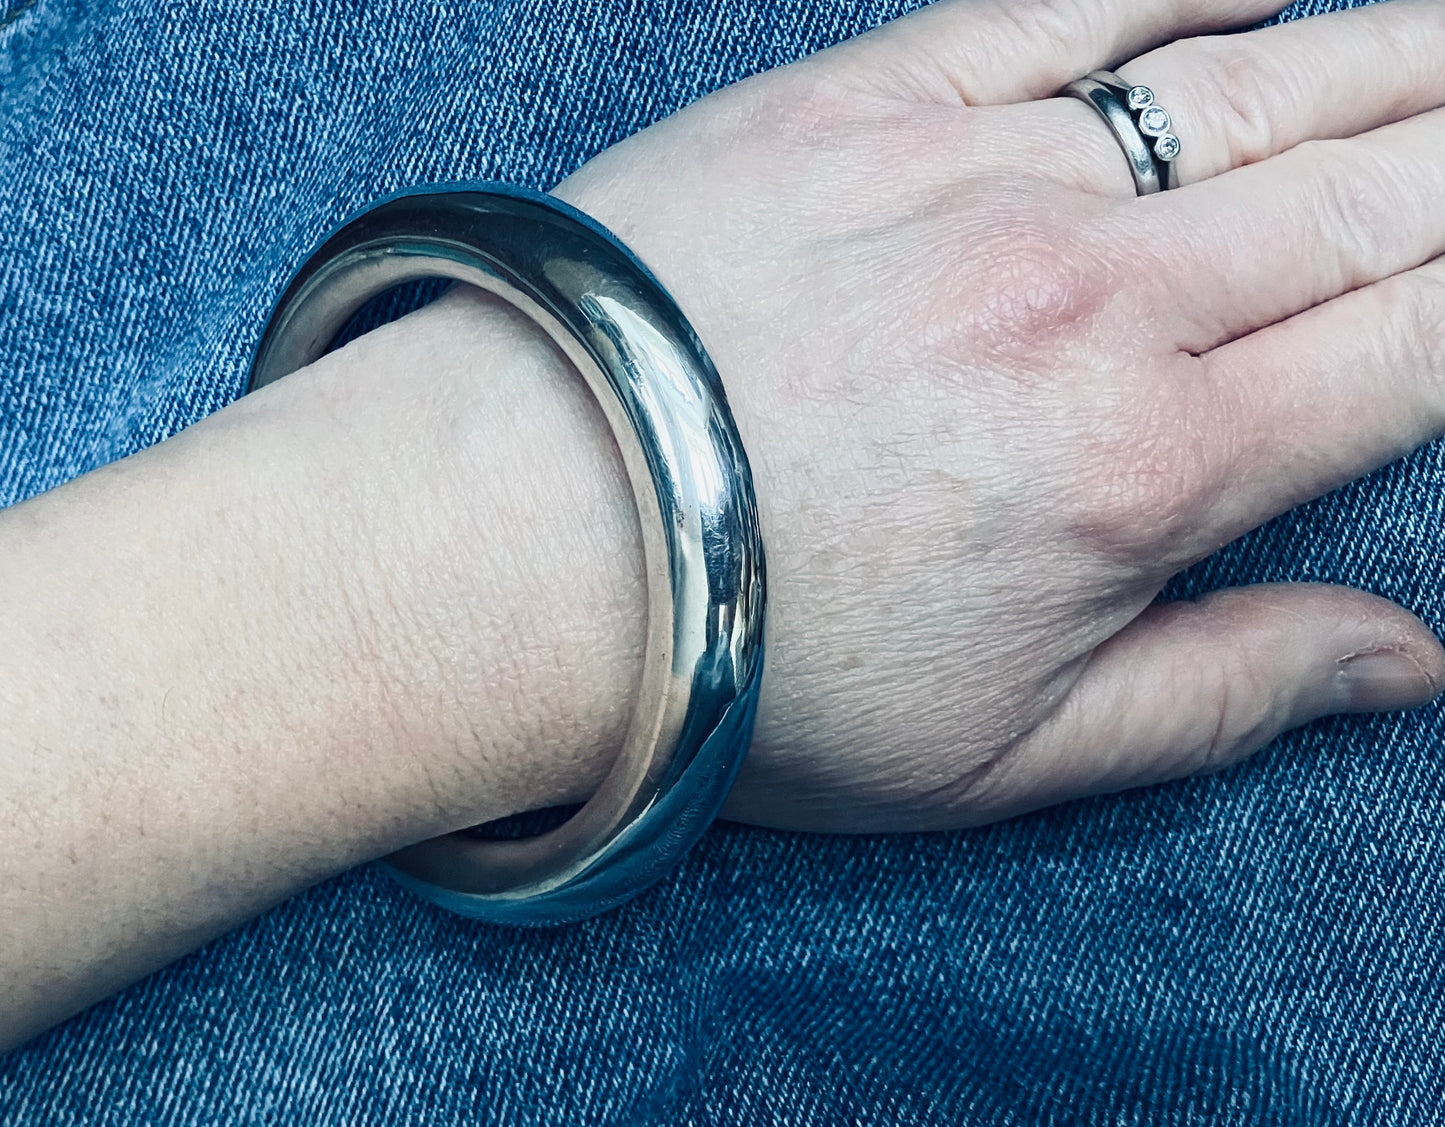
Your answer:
[6,0,1445,1051]
[542,0,1445,832]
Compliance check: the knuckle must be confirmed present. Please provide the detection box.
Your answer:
[1295,139,1401,284]
[1187,658,1272,778]
[1156,598,1280,779]
[1182,36,1291,168]
[958,217,1120,361]
[1375,265,1445,387]
[1401,265,1445,369]
[1361,13,1443,117]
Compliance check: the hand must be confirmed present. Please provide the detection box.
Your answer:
[6,0,1444,1049]
[544,0,1445,832]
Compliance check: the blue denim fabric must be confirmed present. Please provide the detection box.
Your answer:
[0,0,1434,1122]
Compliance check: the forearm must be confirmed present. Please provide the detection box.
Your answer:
[0,289,644,1051]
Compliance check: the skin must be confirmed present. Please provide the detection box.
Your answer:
[3,0,1445,1053]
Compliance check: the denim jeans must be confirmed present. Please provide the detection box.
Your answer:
[0,0,1433,1122]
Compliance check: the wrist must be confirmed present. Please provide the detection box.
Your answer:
[255,284,650,835]
[0,284,647,1049]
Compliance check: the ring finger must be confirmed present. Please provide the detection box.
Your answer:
[1032,0,1445,198]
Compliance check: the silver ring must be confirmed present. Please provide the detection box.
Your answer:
[1061,70,1183,194]
[247,184,767,926]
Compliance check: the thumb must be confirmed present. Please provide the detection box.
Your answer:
[975,583,1445,821]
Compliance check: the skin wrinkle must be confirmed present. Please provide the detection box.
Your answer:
[1396,265,1445,391]
[1198,657,1242,779]
[1197,36,1294,168]
[388,293,645,816]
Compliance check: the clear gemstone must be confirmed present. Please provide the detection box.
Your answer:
[1139,105,1171,136]
[1126,85,1154,111]
[1154,133,1181,161]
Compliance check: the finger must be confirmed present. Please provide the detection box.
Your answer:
[1187,254,1445,552]
[814,0,1289,106]
[1034,0,1445,197]
[959,584,1445,823]
[1143,103,1445,354]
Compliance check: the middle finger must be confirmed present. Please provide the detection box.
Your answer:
[1146,102,1445,353]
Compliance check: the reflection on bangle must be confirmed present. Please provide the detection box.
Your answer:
[248,183,767,926]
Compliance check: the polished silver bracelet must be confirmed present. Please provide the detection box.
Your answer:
[247,184,767,926]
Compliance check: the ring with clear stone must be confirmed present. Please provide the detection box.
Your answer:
[1060,69,1183,194]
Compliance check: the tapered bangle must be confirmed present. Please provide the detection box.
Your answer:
[247,183,767,926]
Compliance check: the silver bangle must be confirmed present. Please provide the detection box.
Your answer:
[247,184,767,926]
